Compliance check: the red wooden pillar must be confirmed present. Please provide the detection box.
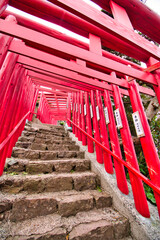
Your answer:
[29,85,39,121]
[104,89,129,194]
[7,72,28,155]
[129,80,160,216]
[147,57,160,105]
[90,90,103,164]
[110,0,133,30]
[77,91,82,141]
[0,64,21,127]
[0,14,17,67]
[0,52,18,106]
[80,91,87,145]
[113,84,150,218]
[67,93,71,127]
[72,93,75,134]
[96,90,113,173]
[0,66,25,175]
[0,34,13,69]
[85,91,94,153]
[6,70,27,157]
[0,0,9,16]
[75,92,78,138]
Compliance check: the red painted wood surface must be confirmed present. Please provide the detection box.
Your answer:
[96,90,113,173]
[129,80,160,216]
[0,34,13,68]
[0,19,157,85]
[104,89,129,195]
[2,10,145,72]
[53,0,160,60]
[90,90,103,164]
[110,1,133,30]
[7,40,155,96]
[80,91,87,146]
[77,92,82,141]
[0,0,8,16]
[92,0,160,44]
[113,84,150,218]
[85,92,94,153]
[8,0,159,61]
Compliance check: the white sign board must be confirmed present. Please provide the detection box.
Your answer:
[132,111,145,138]
[104,107,110,124]
[114,108,123,129]
[84,104,87,116]
[80,104,81,114]
[90,105,93,118]
[96,106,100,121]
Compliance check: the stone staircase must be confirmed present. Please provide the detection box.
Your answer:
[0,122,132,240]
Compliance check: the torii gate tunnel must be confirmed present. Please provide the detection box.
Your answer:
[0,0,160,219]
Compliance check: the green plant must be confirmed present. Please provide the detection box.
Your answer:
[150,116,160,157]
[144,184,156,205]
[97,186,102,192]
[8,172,18,176]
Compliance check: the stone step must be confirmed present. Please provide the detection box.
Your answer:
[15,142,79,151]
[24,126,66,134]
[0,190,112,221]
[18,136,74,144]
[22,130,68,138]
[0,207,130,240]
[5,158,90,174]
[0,172,99,194]
[12,147,84,160]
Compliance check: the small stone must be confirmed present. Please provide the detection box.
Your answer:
[0,201,12,213]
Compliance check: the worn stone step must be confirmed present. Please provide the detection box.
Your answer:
[18,136,35,143]
[12,147,84,160]
[15,142,79,151]
[0,190,112,221]
[24,125,66,132]
[22,130,68,139]
[38,128,67,135]
[15,142,31,149]
[18,136,74,144]
[0,172,98,194]
[0,207,130,240]
[5,158,90,174]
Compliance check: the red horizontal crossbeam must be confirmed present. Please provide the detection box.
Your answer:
[92,0,160,45]
[8,0,158,61]
[0,19,156,84]
[52,0,160,60]
[30,71,89,92]
[8,40,157,95]
[2,9,143,71]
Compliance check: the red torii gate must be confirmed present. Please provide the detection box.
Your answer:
[0,0,160,220]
